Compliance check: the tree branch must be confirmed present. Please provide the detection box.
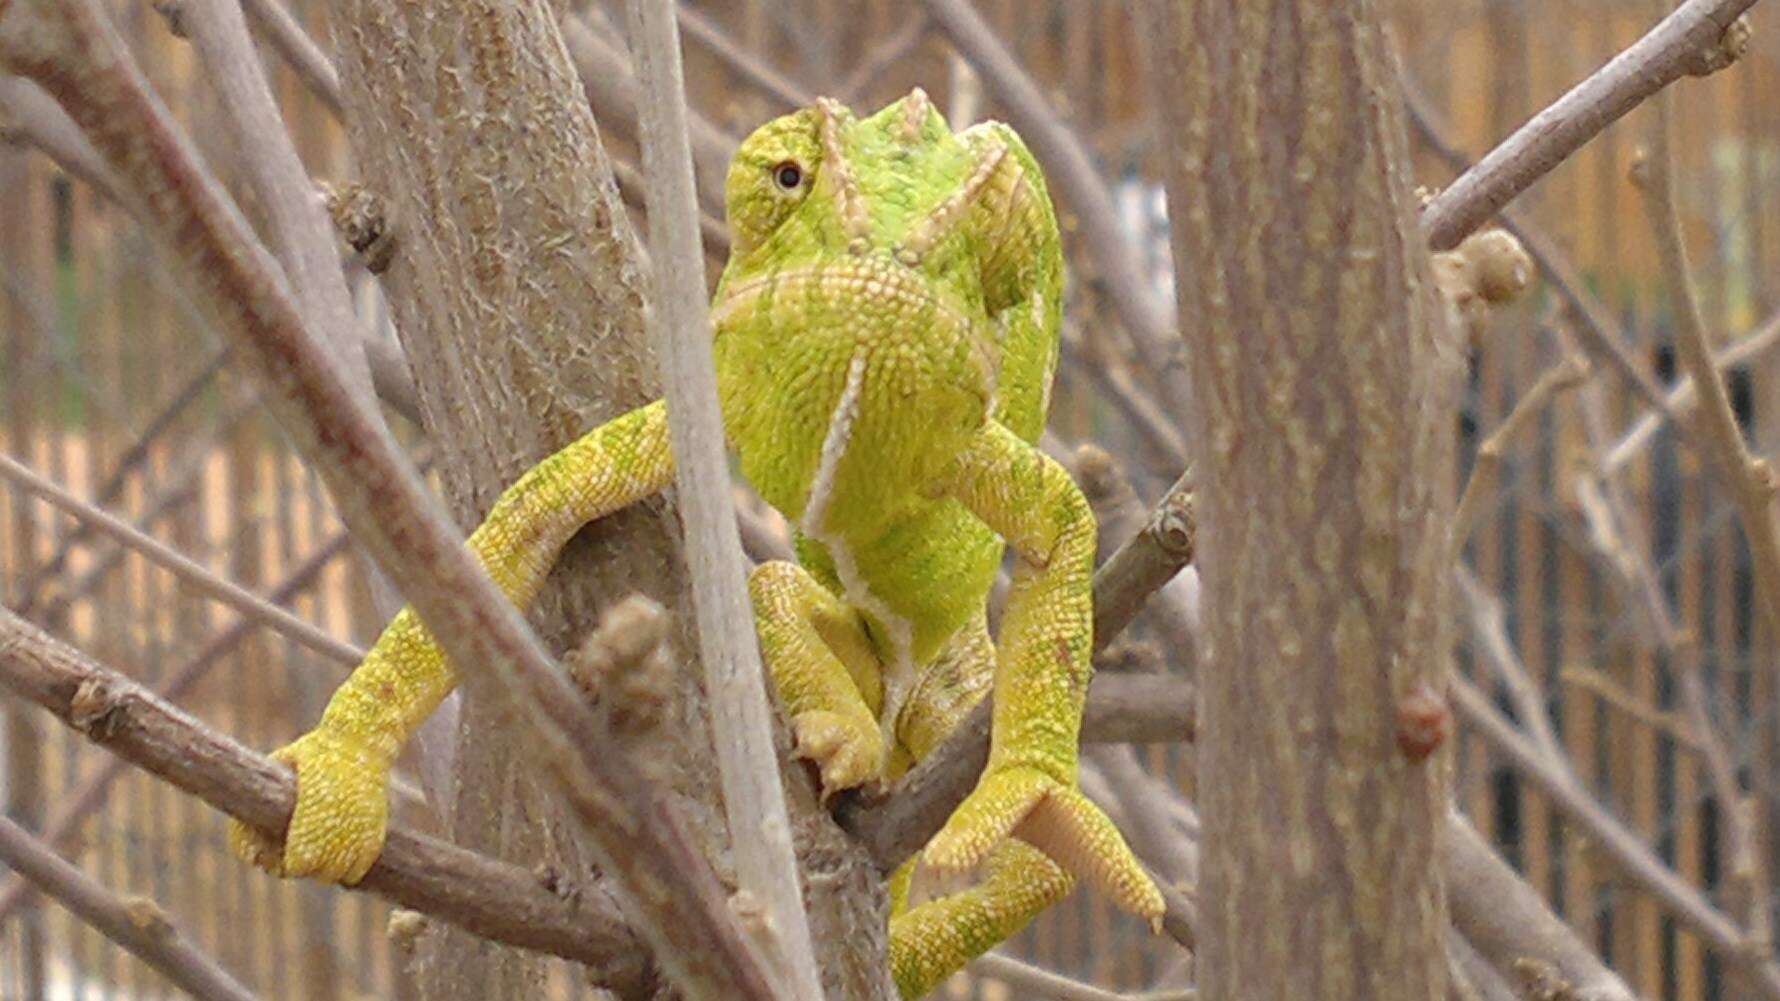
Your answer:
[0,525,354,926]
[0,813,263,1001]
[0,609,661,997]
[0,452,361,665]
[622,1,827,997]
[1420,0,1755,250]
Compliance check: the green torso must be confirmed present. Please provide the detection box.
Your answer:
[710,90,1061,704]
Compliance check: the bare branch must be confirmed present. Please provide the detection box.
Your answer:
[1604,306,1780,474]
[1450,676,1780,997]
[622,1,827,997]
[182,0,375,405]
[836,11,930,103]
[1399,68,1673,414]
[1633,81,1775,955]
[0,609,660,997]
[1444,812,1641,1001]
[0,526,353,926]
[1421,0,1756,250]
[1450,356,1588,557]
[0,452,362,665]
[972,952,1196,1001]
[0,814,263,1001]
[238,0,340,113]
[676,3,809,109]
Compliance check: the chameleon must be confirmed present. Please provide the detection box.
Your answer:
[230,88,1165,997]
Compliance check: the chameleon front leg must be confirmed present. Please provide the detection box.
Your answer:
[749,560,886,798]
[922,420,1164,923]
[230,401,674,883]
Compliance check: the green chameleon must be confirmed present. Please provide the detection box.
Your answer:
[231,88,1164,997]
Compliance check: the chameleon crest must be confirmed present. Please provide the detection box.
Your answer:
[232,89,1162,998]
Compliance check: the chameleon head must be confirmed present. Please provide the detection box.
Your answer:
[712,89,1030,524]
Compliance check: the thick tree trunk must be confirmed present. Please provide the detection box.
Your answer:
[328,4,890,997]
[1147,3,1458,999]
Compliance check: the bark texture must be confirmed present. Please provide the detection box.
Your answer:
[1148,3,1457,998]
[326,3,887,997]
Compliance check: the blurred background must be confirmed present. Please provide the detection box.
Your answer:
[1,1,1777,998]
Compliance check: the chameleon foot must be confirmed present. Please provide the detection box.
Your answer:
[790,708,886,800]
[228,727,391,885]
[923,765,1164,926]
[889,839,1073,998]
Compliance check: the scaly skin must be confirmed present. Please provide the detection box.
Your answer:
[231,89,1163,996]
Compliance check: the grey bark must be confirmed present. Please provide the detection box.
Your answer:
[1148,1,1457,998]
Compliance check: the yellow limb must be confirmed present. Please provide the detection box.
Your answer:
[749,560,886,797]
[888,840,1073,999]
[230,401,674,883]
[920,420,1163,922]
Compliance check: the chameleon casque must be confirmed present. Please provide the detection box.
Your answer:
[231,88,1164,997]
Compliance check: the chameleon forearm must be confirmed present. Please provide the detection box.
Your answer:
[313,400,675,756]
[944,421,1095,783]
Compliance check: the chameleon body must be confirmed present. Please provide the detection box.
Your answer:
[231,89,1164,997]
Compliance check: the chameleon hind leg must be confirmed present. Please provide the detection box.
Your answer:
[749,560,887,797]
[887,840,1073,998]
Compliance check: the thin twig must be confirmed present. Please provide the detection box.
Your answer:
[971,952,1195,1001]
[1455,566,1566,761]
[836,11,931,103]
[0,74,126,203]
[13,344,230,611]
[0,609,661,996]
[0,814,263,1001]
[1451,357,1589,556]
[1633,80,1775,955]
[1399,67,1673,414]
[238,0,341,113]
[1420,0,1756,249]
[182,0,377,405]
[0,452,361,665]
[1559,663,1705,753]
[1604,306,1780,474]
[622,1,825,997]
[675,3,809,109]
[1450,675,1780,997]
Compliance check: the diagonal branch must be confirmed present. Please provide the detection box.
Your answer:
[0,813,263,1001]
[0,452,362,665]
[0,526,353,926]
[0,609,660,997]
[623,1,827,997]
[1420,0,1755,250]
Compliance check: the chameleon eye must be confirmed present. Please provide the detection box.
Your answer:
[771,160,804,192]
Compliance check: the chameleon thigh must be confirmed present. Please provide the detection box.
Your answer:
[888,839,1073,998]
[749,560,886,796]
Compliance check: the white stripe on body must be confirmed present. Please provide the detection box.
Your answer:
[799,350,918,746]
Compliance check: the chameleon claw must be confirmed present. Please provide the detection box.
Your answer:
[923,765,1164,924]
[790,708,886,801]
[228,727,391,886]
